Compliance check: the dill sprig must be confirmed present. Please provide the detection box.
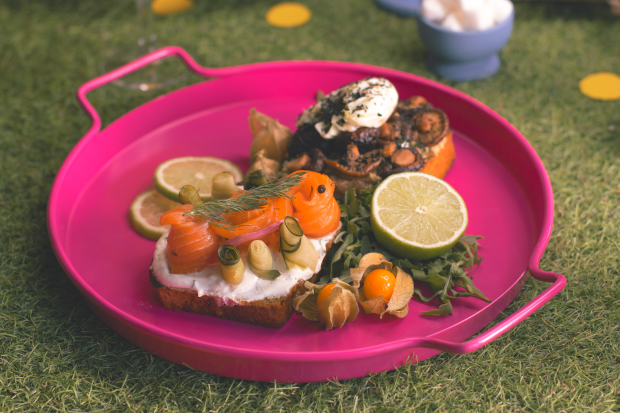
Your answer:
[185,171,305,230]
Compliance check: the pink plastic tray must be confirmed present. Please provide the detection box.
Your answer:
[48,47,566,382]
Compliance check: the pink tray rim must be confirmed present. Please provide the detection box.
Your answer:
[47,47,566,365]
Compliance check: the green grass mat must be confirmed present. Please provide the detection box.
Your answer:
[1,0,620,411]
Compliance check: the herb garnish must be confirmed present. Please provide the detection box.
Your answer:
[323,187,490,315]
[186,171,305,230]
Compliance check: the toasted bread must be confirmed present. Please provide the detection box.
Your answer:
[419,130,455,180]
[149,267,318,328]
[150,232,338,328]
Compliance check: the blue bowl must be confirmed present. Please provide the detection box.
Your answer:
[375,0,421,16]
[416,8,514,81]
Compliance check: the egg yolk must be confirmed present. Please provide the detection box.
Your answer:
[363,269,396,304]
[317,284,335,306]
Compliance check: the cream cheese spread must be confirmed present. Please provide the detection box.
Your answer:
[152,228,338,303]
[298,77,399,139]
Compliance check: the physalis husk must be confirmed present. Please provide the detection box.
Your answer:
[355,253,414,319]
[248,108,292,164]
[293,278,359,330]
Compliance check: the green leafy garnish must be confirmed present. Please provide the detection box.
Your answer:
[323,187,489,315]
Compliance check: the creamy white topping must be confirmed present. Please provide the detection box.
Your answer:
[298,77,399,139]
[152,228,338,303]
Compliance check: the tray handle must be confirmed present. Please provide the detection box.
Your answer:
[409,266,566,354]
[77,46,235,138]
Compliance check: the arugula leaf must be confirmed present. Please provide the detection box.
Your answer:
[325,187,489,315]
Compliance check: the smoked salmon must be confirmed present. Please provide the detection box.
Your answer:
[289,171,341,238]
[160,204,220,274]
[158,171,341,273]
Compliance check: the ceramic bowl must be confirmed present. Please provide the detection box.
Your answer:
[416,8,514,81]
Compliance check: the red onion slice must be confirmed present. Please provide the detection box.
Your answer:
[225,220,284,247]
[205,219,285,266]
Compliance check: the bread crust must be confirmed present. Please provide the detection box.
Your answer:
[149,267,316,328]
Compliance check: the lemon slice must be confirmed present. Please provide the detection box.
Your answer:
[129,189,181,241]
[153,156,243,202]
[370,172,468,260]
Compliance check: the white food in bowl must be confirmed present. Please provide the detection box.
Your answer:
[490,0,514,24]
[461,3,494,31]
[442,10,465,32]
[421,0,513,32]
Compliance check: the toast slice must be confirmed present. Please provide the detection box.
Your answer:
[149,267,317,328]
[150,230,338,329]
[419,130,456,179]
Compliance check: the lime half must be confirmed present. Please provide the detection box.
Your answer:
[370,172,468,260]
[129,189,181,241]
[153,156,243,202]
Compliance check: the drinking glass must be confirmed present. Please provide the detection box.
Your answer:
[99,0,188,91]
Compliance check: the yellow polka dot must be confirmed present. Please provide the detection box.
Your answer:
[266,2,312,28]
[579,72,620,101]
[152,0,194,16]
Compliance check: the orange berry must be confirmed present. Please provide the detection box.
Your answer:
[363,269,396,304]
[317,284,335,306]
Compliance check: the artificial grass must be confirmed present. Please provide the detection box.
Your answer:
[1,0,620,411]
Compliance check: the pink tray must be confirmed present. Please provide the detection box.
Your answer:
[48,47,566,382]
